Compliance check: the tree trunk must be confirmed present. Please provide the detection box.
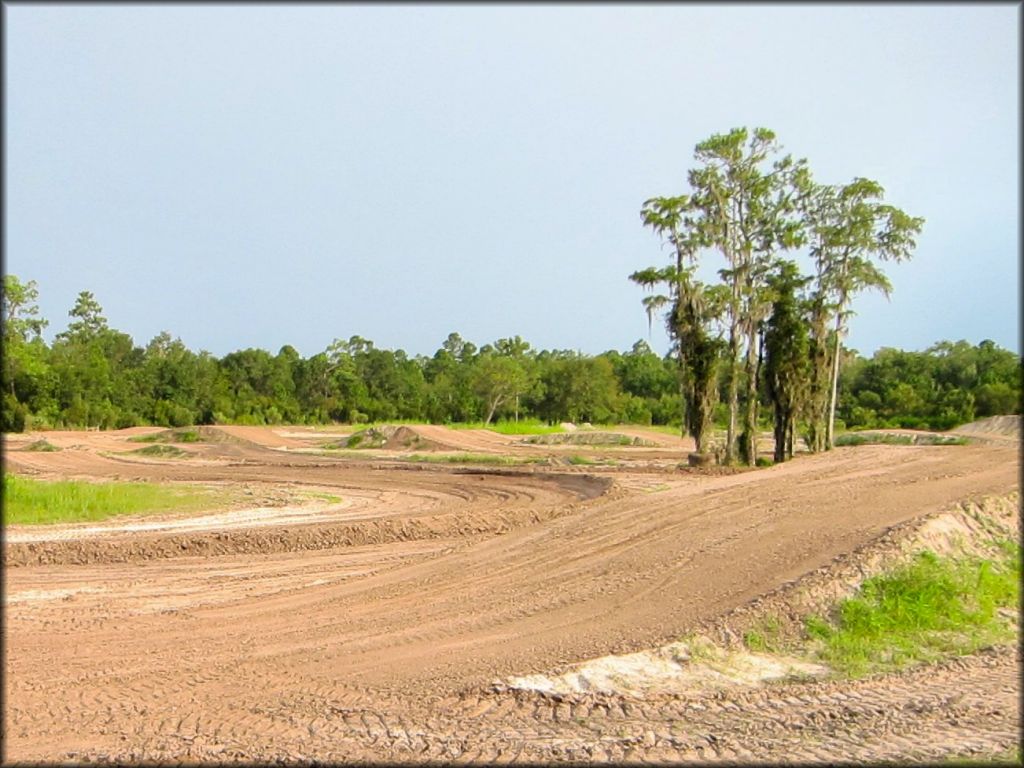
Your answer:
[484,398,499,426]
[678,345,688,442]
[725,318,740,464]
[742,323,758,466]
[826,306,845,450]
[773,405,786,463]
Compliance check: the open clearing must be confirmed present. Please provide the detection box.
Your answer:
[3,420,1020,763]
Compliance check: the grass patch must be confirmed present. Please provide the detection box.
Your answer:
[129,428,203,444]
[403,452,543,466]
[940,746,1021,765]
[743,616,785,653]
[22,439,60,452]
[522,432,651,446]
[299,490,343,504]
[449,420,565,436]
[741,544,1019,678]
[835,431,968,447]
[4,475,225,525]
[631,424,684,436]
[566,455,617,466]
[130,444,188,458]
[567,455,597,465]
[802,544,1020,677]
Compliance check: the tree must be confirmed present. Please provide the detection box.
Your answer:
[492,335,538,422]
[803,177,924,448]
[630,194,727,454]
[471,353,529,426]
[763,261,811,462]
[2,276,50,430]
[56,291,108,344]
[687,127,806,464]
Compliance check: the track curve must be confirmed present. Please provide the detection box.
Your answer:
[3,427,1019,762]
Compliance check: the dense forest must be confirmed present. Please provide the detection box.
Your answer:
[3,276,1019,439]
[3,127,1020,462]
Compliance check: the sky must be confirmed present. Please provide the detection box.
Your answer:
[5,4,1019,360]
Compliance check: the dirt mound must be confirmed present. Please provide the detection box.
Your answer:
[20,439,61,452]
[334,425,442,451]
[954,415,1021,438]
[191,425,263,444]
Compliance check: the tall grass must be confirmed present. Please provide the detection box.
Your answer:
[804,545,1020,677]
[4,475,223,525]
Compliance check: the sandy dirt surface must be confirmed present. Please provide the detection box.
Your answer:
[3,425,1020,762]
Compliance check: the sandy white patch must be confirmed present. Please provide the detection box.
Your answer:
[507,636,827,696]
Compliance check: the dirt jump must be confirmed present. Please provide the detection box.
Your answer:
[3,423,1019,762]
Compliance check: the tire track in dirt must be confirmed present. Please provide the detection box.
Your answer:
[42,648,1021,764]
[3,429,1018,762]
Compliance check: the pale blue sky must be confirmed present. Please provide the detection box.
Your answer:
[5,4,1019,358]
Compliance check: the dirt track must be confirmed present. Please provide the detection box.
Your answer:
[3,425,1020,762]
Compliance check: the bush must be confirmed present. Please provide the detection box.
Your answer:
[2,394,28,432]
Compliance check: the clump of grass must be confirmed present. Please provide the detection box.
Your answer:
[743,616,785,653]
[23,439,60,452]
[130,444,188,458]
[835,432,968,447]
[803,544,1019,677]
[3,475,224,525]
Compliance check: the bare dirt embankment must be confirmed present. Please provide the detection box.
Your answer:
[3,424,1019,763]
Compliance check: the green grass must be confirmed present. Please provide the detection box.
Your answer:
[449,419,565,435]
[741,544,1020,678]
[521,432,648,446]
[566,455,617,466]
[129,428,203,444]
[802,544,1020,677]
[4,475,225,525]
[130,444,188,458]
[403,452,544,466]
[299,490,343,504]
[743,616,785,653]
[639,424,685,436]
[835,431,969,447]
[940,746,1021,765]
[567,454,597,465]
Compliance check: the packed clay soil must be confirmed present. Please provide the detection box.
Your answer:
[2,424,1020,763]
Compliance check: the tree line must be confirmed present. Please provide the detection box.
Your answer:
[3,274,1019,444]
